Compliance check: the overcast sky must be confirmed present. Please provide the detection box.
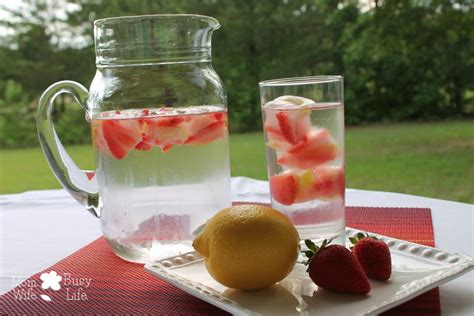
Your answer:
[0,0,88,48]
[0,0,21,36]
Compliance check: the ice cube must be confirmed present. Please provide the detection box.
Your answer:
[263,95,316,109]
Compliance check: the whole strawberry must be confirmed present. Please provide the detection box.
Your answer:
[350,233,392,281]
[304,239,370,295]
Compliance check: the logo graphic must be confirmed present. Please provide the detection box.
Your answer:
[40,271,62,291]
[38,270,62,301]
[12,271,91,302]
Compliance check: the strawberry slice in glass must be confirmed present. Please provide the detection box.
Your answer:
[270,166,344,206]
[312,165,345,200]
[263,96,313,145]
[101,119,142,159]
[139,115,189,151]
[269,169,318,206]
[277,128,338,169]
[269,173,298,206]
[185,112,227,145]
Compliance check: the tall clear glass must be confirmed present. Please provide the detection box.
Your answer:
[37,14,231,263]
[259,76,345,243]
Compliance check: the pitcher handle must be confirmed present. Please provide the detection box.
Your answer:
[37,80,100,218]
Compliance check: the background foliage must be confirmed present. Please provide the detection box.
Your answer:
[0,0,473,147]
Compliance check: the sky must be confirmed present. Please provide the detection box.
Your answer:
[0,0,21,36]
[0,0,88,48]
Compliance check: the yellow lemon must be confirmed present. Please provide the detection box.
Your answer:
[193,204,300,290]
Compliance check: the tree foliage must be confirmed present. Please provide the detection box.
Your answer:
[0,0,472,147]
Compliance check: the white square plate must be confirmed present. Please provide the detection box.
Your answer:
[145,227,473,316]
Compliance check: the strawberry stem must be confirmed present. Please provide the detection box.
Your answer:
[302,239,333,270]
[305,239,317,251]
[349,237,358,245]
[350,232,379,246]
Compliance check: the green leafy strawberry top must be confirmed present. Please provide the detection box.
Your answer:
[349,232,378,247]
[303,239,332,271]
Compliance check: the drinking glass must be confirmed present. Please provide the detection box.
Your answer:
[259,76,345,243]
[37,14,231,263]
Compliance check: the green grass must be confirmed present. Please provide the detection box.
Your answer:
[1,120,473,203]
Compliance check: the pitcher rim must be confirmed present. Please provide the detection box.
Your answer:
[94,14,220,29]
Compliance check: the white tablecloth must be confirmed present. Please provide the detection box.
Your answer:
[1,177,473,314]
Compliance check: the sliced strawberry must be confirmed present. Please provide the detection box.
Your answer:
[185,120,226,145]
[135,141,152,151]
[161,143,173,152]
[277,128,338,169]
[138,116,188,148]
[142,132,154,144]
[102,119,142,159]
[264,108,312,145]
[214,112,224,121]
[155,116,186,127]
[313,165,345,200]
[186,113,219,134]
[270,166,343,206]
[269,173,298,205]
[276,111,298,144]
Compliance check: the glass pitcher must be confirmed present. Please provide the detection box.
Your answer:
[37,14,231,263]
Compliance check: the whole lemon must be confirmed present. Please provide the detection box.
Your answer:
[193,204,300,290]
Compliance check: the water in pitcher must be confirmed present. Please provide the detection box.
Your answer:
[91,106,231,263]
[262,97,345,242]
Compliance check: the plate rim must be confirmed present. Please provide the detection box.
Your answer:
[145,227,474,316]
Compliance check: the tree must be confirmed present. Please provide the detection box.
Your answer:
[0,0,473,147]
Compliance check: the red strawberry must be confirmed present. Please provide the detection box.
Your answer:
[214,112,224,121]
[277,128,338,169]
[263,108,311,145]
[155,116,186,127]
[185,120,226,145]
[276,111,298,144]
[161,143,173,152]
[135,141,152,151]
[313,165,345,200]
[138,115,188,148]
[350,233,392,281]
[101,119,142,159]
[269,173,298,205]
[304,239,371,294]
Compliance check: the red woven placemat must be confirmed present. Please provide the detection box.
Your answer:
[0,206,439,315]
